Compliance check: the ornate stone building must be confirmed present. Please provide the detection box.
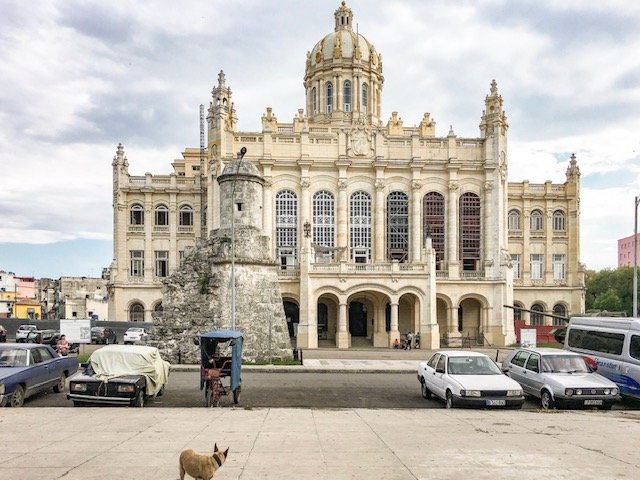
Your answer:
[108,2,584,349]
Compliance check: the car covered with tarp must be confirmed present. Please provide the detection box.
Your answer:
[67,345,170,407]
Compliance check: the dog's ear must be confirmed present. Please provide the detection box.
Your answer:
[214,443,218,452]
[224,447,229,458]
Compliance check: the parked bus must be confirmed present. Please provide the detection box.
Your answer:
[564,317,640,399]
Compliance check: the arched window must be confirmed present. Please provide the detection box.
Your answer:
[130,204,144,225]
[152,302,163,320]
[343,80,352,112]
[326,82,333,113]
[312,191,335,262]
[553,210,566,231]
[311,87,317,114]
[129,303,144,322]
[459,192,481,271]
[387,191,408,262]
[513,302,524,321]
[552,304,567,326]
[423,192,445,269]
[530,304,544,326]
[155,204,169,226]
[179,205,193,226]
[350,191,371,263]
[361,83,369,115]
[275,190,298,269]
[530,209,544,231]
[508,209,521,231]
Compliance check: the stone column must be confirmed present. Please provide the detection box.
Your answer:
[336,300,349,348]
[337,179,348,256]
[375,179,385,262]
[263,178,273,255]
[483,180,494,276]
[444,305,462,347]
[447,181,459,277]
[411,180,422,262]
[389,301,400,346]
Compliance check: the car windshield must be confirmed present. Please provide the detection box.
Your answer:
[447,355,502,375]
[127,328,143,333]
[91,327,102,332]
[541,355,589,373]
[0,348,29,367]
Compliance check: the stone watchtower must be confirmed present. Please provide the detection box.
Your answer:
[151,152,292,363]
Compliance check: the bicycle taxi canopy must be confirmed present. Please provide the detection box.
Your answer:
[199,329,243,393]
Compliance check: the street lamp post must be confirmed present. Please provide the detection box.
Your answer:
[230,147,247,331]
[634,196,639,318]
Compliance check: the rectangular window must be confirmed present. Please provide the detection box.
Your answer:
[511,254,521,279]
[567,328,625,355]
[130,250,144,277]
[155,250,169,277]
[553,254,566,280]
[530,254,543,280]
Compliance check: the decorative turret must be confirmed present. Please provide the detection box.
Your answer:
[479,79,508,138]
[566,153,580,181]
[207,70,238,134]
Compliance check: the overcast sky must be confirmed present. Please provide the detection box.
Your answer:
[1,0,639,279]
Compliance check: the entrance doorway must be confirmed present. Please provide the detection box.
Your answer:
[349,301,367,337]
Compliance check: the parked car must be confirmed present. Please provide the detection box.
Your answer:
[91,326,118,345]
[0,325,6,342]
[67,345,170,407]
[123,327,149,344]
[15,324,37,343]
[26,329,58,346]
[418,350,525,408]
[0,343,79,407]
[501,347,621,410]
[24,330,79,355]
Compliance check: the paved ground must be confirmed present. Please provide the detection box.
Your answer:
[1,407,638,479]
[5,345,637,479]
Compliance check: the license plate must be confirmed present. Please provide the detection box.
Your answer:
[486,399,506,406]
[584,399,602,406]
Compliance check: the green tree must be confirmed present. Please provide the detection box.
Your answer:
[585,267,637,316]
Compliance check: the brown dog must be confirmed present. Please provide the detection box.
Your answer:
[179,443,229,480]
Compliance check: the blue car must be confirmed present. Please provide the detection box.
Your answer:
[0,343,79,407]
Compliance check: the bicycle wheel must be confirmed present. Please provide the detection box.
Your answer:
[205,380,214,407]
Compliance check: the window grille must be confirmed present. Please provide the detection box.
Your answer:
[155,250,169,277]
[326,82,333,113]
[276,190,298,268]
[350,191,371,261]
[129,303,144,322]
[179,205,193,226]
[313,191,335,260]
[362,83,368,115]
[387,191,408,261]
[423,192,445,268]
[343,80,352,112]
[459,192,481,270]
[530,304,544,326]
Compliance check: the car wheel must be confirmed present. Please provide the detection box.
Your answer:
[420,379,432,399]
[134,391,144,408]
[11,385,25,407]
[53,375,65,393]
[445,390,454,409]
[540,390,554,410]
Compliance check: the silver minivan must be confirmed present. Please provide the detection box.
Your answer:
[565,316,640,400]
[502,347,621,409]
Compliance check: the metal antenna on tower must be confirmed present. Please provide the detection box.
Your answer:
[199,104,206,240]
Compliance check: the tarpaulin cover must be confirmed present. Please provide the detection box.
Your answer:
[90,345,170,396]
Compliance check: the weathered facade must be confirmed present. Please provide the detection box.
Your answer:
[108,2,584,349]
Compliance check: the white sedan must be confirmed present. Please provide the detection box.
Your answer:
[418,350,525,408]
[123,327,149,345]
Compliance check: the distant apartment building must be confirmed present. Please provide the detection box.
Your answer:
[35,276,109,320]
[0,271,41,319]
[618,233,640,267]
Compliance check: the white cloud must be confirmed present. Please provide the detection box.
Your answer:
[1,0,639,276]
